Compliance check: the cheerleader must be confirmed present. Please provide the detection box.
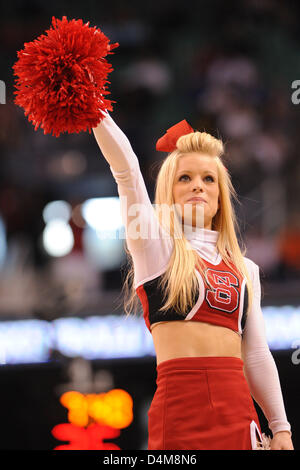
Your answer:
[92,114,294,451]
[12,14,293,451]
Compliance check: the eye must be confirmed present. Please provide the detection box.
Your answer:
[205,175,215,182]
[179,174,190,181]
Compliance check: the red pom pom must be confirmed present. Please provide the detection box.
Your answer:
[13,16,119,137]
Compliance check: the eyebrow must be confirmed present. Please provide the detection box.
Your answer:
[176,169,217,176]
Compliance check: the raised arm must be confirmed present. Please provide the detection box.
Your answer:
[242,261,293,449]
[93,111,140,176]
[92,113,173,288]
[93,112,161,254]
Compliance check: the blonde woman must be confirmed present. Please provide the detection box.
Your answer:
[93,115,293,450]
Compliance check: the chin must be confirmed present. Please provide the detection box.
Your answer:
[175,203,213,230]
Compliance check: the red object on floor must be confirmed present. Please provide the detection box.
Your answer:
[52,423,120,450]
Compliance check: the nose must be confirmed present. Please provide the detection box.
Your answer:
[192,177,204,192]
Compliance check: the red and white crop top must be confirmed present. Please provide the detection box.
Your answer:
[92,111,291,436]
[137,246,249,335]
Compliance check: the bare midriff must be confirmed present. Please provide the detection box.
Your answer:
[150,320,242,365]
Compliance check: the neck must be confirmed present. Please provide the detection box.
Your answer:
[182,221,219,244]
[181,220,214,233]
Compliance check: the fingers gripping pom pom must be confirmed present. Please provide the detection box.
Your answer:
[13,16,119,137]
[255,433,272,450]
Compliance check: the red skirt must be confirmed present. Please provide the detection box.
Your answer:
[148,356,262,450]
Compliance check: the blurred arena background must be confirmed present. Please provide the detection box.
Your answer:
[0,0,299,450]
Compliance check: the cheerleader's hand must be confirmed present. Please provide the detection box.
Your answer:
[270,431,294,450]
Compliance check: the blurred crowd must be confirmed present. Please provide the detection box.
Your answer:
[0,0,300,318]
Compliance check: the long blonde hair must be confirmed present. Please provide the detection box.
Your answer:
[120,129,253,318]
